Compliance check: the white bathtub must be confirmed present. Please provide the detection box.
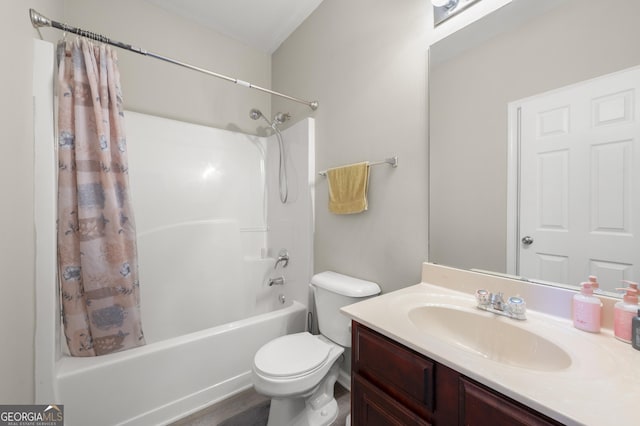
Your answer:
[56,300,306,426]
[55,218,307,426]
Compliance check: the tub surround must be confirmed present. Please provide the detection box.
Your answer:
[341,263,639,425]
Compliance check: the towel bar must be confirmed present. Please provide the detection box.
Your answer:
[318,156,398,176]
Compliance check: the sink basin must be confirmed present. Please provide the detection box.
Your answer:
[408,305,572,372]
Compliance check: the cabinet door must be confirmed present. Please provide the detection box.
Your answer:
[353,322,435,417]
[460,378,563,426]
[352,374,431,426]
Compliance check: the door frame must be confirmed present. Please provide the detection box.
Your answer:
[506,103,520,276]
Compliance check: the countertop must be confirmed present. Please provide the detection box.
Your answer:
[341,265,640,426]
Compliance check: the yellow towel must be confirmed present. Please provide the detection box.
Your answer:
[327,162,370,214]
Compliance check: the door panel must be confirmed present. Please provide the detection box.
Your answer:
[518,67,640,292]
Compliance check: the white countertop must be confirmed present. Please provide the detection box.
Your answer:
[341,266,640,426]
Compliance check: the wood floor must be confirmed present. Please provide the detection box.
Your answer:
[171,383,350,426]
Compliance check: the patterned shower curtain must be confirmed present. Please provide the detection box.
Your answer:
[57,39,145,356]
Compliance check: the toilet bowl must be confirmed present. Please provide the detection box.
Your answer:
[252,271,380,426]
[253,332,344,425]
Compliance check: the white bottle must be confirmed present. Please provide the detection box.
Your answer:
[572,282,602,333]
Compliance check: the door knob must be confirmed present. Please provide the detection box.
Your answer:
[521,236,534,246]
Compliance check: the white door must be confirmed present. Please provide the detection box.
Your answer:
[518,67,640,292]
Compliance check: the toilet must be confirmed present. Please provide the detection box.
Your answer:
[252,271,380,426]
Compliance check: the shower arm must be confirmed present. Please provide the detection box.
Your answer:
[29,9,319,111]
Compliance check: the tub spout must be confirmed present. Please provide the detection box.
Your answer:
[269,276,285,286]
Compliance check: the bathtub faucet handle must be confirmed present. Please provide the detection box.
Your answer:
[274,249,289,269]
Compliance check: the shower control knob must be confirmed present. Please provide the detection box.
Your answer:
[521,236,534,246]
[274,249,289,269]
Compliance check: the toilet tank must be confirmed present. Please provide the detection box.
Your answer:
[311,271,380,347]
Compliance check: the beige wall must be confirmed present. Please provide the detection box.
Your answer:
[0,0,63,404]
[430,0,640,273]
[272,0,430,293]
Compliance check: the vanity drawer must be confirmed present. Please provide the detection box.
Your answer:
[353,374,431,426]
[460,378,563,426]
[353,322,435,418]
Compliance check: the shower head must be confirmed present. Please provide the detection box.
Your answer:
[250,108,276,129]
[249,108,263,121]
[249,108,274,127]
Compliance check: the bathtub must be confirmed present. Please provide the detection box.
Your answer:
[56,300,306,426]
[53,216,307,426]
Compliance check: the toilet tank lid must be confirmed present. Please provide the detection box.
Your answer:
[311,271,381,297]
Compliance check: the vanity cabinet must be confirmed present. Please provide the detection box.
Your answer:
[351,322,563,426]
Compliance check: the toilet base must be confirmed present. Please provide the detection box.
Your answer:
[267,396,338,426]
[265,360,342,426]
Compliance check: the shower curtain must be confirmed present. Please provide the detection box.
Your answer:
[57,39,145,356]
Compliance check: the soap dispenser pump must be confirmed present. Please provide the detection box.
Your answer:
[614,281,639,343]
[589,275,601,294]
[572,282,602,333]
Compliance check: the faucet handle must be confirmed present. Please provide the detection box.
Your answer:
[506,296,526,318]
[476,289,490,306]
[274,249,289,269]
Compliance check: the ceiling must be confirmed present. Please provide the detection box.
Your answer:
[147,0,325,54]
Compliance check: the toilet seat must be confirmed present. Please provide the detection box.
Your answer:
[254,332,333,379]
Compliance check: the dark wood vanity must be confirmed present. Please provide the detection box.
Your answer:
[351,322,564,426]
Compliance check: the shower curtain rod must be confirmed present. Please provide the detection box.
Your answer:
[29,9,319,111]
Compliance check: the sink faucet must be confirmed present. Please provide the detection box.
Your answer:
[476,289,526,320]
[490,292,506,311]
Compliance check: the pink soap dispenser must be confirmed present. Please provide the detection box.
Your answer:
[614,281,639,343]
[589,275,602,294]
[572,282,602,333]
